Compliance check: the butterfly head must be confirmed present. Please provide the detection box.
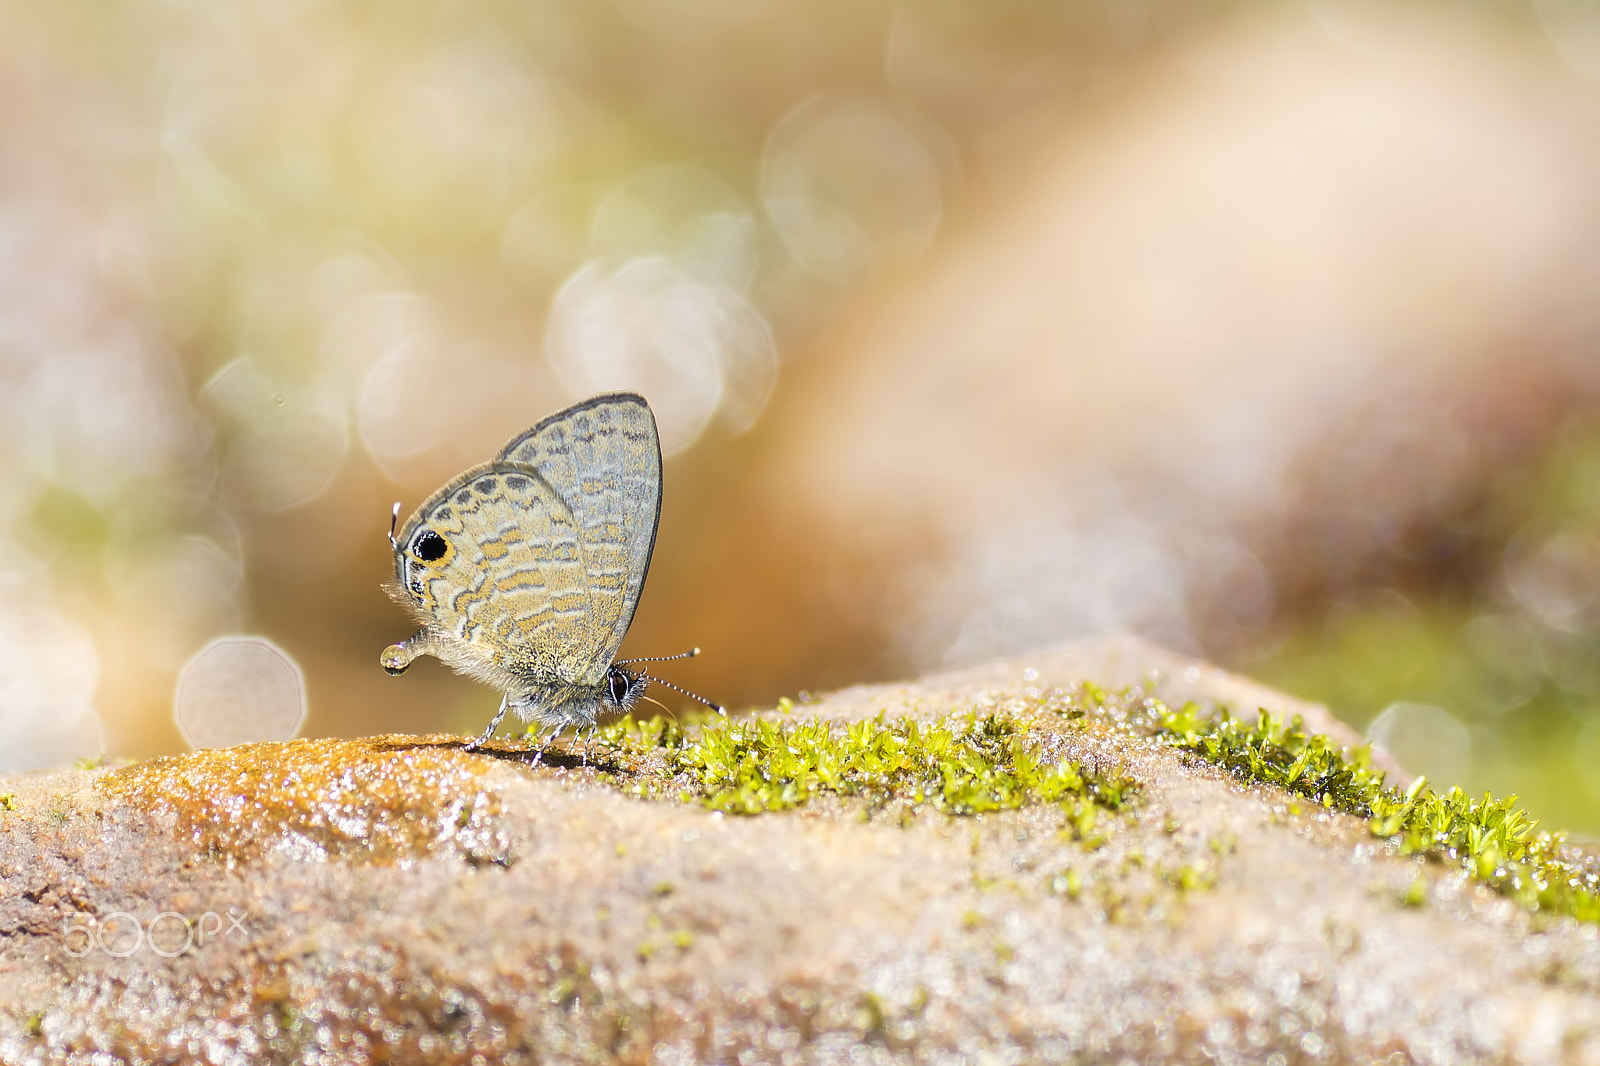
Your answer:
[603,663,647,712]
[395,524,455,606]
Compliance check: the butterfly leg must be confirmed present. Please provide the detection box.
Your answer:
[464,694,510,751]
[380,630,443,676]
[528,723,565,768]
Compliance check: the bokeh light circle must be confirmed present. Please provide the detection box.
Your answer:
[546,256,776,455]
[174,636,307,750]
[761,97,953,281]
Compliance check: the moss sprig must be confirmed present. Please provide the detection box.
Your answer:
[1154,702,1384,815]
[1152,702,1600,924]
[1370,779,1600,922]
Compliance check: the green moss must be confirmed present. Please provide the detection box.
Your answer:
[856,992,887,1040]
[598,687,1598,922]
[548,977,580,1007]
[1371,780,1600,922]
[0,793,16,812]
[597,711,1137,819]
[1049,869,1083,898]
[1160,862,1218,893]
[1151,702,1600,924]
[1155,701,1382,814]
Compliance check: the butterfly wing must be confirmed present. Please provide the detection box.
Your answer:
[495,393,662,680]
[392,463,610,687]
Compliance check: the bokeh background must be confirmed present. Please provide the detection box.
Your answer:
[5,0,1600,835]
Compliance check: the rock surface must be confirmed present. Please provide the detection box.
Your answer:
[1,636,1597,1065]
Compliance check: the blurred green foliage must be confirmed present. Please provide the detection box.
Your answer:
[1250,421,1600,838]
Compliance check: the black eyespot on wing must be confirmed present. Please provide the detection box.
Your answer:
[411,529,448,562]
[504,475,528,492]
[474,476,499,496]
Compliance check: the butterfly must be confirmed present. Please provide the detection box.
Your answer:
[380,392,712,751]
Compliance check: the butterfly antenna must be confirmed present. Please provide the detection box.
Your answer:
[621,648,725,714]
[617,647,702,665]
[639,672,726,715]
[387,501,401,550]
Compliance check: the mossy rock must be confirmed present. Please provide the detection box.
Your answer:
[1,636,1597,1064]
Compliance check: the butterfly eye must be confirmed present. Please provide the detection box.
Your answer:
[607,667,635,706]
[411,529,449,562]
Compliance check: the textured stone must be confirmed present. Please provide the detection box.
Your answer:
[0,636,1596,1064]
